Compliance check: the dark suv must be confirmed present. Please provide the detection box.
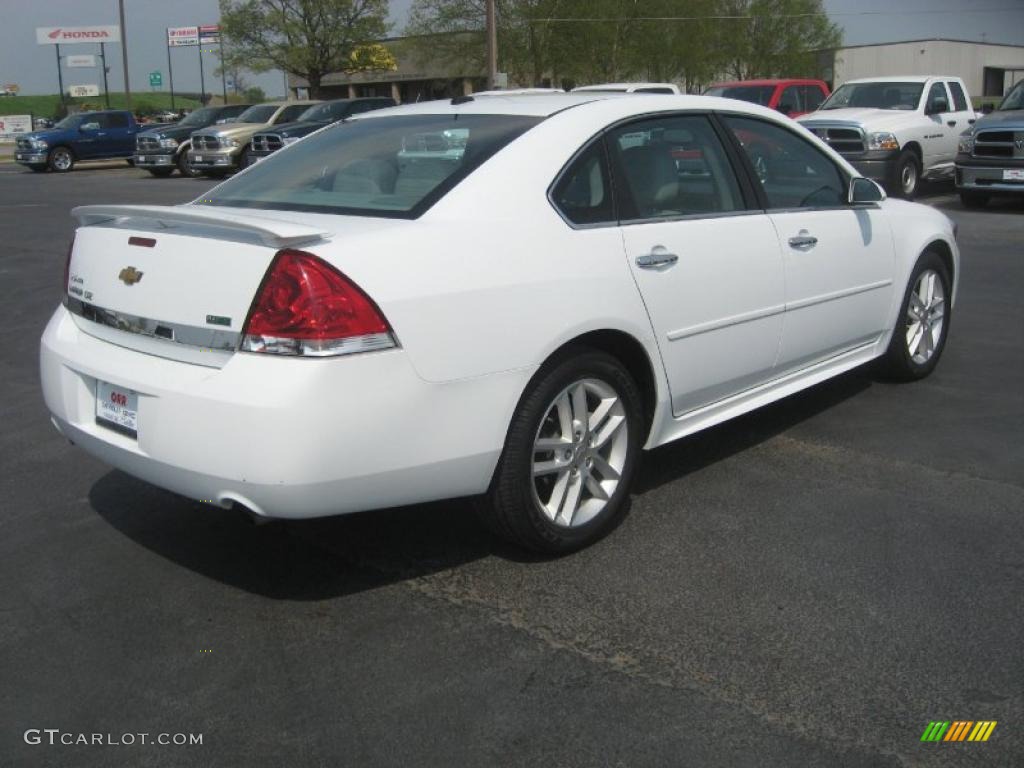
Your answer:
[955,80,1024,208]
[249,97,395,162]
[134,104,252,177]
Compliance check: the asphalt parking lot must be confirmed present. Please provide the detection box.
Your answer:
[1,162,1022,767]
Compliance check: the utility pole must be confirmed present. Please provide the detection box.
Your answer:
[486,0,497,89]
[118,0,131,108]
[100,43,111,108]
[55,45,65,107]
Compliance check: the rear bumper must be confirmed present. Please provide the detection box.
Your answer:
[955,159,1024,195]
[40,306,527,518]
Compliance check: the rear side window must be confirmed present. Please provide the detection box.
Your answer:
[607,115,744,220]
[723,116,845,209]
[204,114,540,219]
[779,86,803,113]
[947,81,968,111]
[274,104,310,123]
[102,113,129,128]
[551,140,613,225]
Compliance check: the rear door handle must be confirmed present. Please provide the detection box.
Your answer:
[788,231,818,249]
[636,249,678,269]
[967,118,976,125]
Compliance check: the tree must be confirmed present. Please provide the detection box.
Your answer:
[243,86,266,103]
[717,0,841,80]
[219,0,392,97]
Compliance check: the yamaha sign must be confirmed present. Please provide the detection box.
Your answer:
[36,26,122,45]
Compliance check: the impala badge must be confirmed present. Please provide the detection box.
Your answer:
[118,266,144,286]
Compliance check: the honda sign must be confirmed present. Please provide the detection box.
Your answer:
[36,26,121,45]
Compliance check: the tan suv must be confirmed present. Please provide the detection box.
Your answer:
[188,101,319,177]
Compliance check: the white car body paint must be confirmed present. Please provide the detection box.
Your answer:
[40,93,959,519]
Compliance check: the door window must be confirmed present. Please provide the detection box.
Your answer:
[607,115,744,220]
[550,140,614,225]
[801,85,826,112]
[926,82,950,113]
[722,116,846,209]
[947,81,968,112]
[274,104,310,123]
[98,113,128,129]
[778,86,803,114]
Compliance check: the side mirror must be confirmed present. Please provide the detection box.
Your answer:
[848,177,885,205]
[981,102,995,114]
[776,103,794,116]
[926,97,949,115]
[79,122,100,132]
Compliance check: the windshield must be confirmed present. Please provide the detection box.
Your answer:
[202,113,540,219]
[704,85,775,106]
[821,82,923,110]
[998,80,1024,111]
[180,108,216,127]
[235,105,278,123]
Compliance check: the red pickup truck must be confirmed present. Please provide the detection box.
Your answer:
[704,79,830,118]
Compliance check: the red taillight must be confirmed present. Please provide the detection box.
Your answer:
[240,249,395,357]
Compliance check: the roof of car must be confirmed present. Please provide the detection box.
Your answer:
[708,79,825,87]
[354,92,785,120]
[844,75,957,84]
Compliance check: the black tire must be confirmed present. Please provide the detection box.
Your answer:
[959,190,989,209]
[237,146,253,170]
[879,251,952,381]
[47,146,74,173]
[890,150,921,200]
[479,348,643,555]
[146,168,174,178]
[177,150,202,178]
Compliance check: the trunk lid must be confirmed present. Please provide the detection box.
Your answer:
[66,204,331,367]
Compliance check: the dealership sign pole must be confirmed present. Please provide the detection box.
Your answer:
[100,43,110,109]
[166,40,176,111]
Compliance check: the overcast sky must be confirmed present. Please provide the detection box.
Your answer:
[1,0,1022,96]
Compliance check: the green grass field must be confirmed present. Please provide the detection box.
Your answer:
[0,92,229,119]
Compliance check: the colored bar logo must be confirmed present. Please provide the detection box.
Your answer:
[921,721,997,742]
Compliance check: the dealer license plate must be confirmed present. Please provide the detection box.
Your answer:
[137,155,148,162]
[192,154,204,162]
[96,380,138,438]
[1003,169,1024,181]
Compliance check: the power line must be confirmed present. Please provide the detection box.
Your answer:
[526,8,1023,22]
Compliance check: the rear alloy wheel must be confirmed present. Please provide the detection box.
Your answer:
[959,191,989,209]
[892,150,920,199]
[880,251,951,380]
[47,147,74,173]
[177,150,202,178]
[480,349,643,554]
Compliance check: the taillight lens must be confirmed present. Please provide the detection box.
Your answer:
[240,249,396,357]
[62,235,75,305]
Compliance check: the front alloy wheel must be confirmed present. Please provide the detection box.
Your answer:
[880,251,951,380]
[48,147,74,173]
[480,348,643,554]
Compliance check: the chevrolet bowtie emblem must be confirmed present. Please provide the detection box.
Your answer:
[118,266,144,286]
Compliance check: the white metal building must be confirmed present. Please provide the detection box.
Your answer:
[822,39,1024,102]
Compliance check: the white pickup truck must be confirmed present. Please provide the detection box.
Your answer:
[798,75,976,198]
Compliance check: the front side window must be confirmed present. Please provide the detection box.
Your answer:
[551,140,613,225]
[104,113,129,129]
[999,80,1024,111]
[779,86,803,113]
[926,82,950,113]
[607,115,744,220]
[801,85,827,112]
[821,82,924,111]
[723,116,846,209]
[274,104,312,124]
[235,105,278,124]
[203,113,540,218]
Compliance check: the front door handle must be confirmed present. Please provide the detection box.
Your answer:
[946,120,957,127]
[788,230,818,249]
[636,249,678,269]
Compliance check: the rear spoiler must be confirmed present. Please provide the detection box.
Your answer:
[71,204,331,249]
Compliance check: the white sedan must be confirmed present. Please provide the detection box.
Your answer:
[40,93,958,553]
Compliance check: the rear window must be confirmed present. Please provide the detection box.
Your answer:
[203,113,541,219]
[235,105,278,123]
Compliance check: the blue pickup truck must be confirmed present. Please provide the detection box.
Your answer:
[15,110,147,172]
